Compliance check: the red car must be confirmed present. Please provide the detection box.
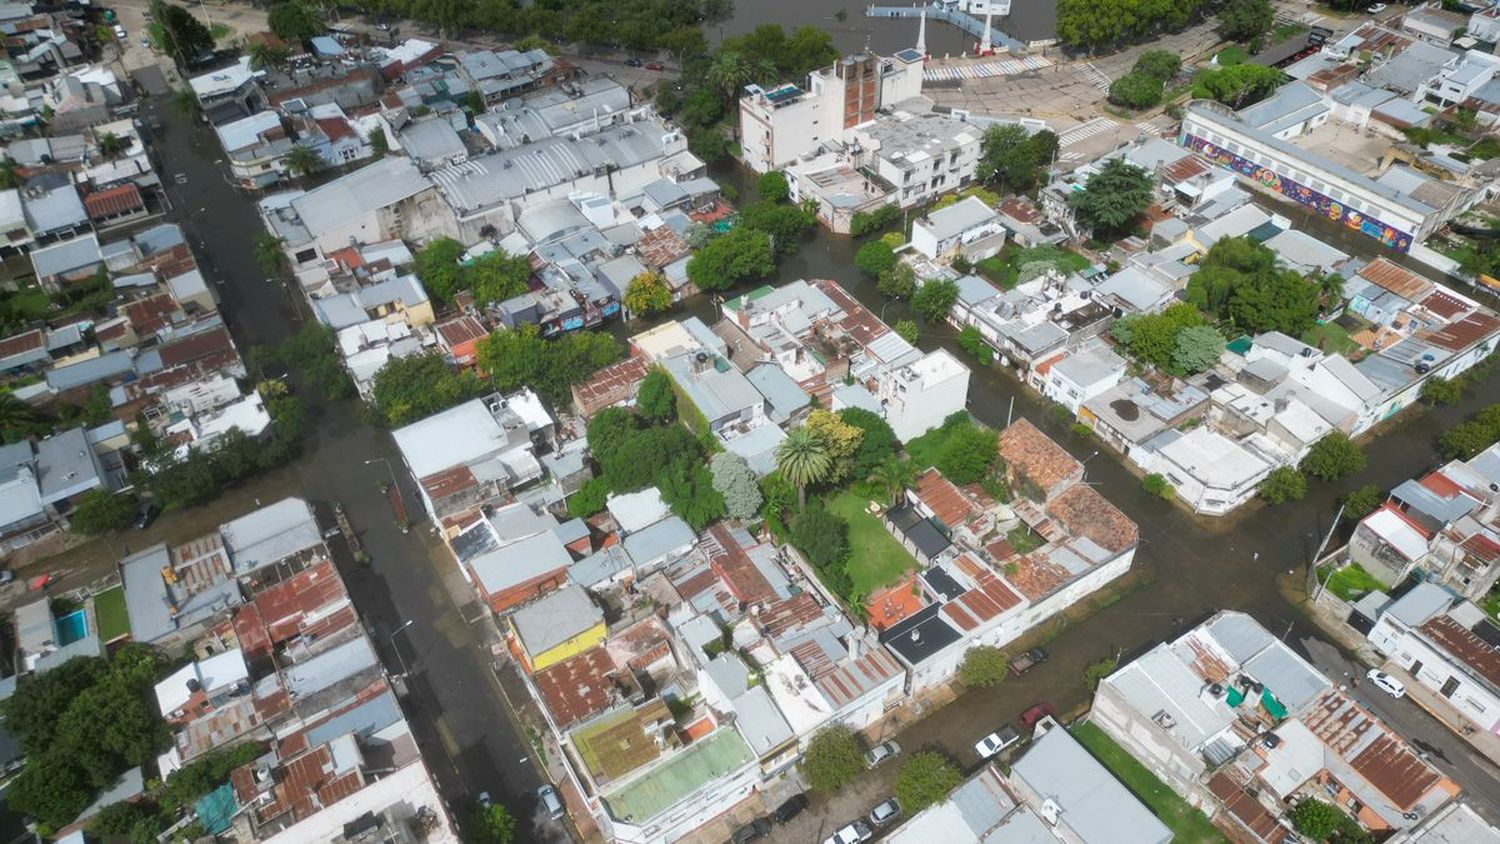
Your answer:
[645,61,665,71]
[1020,703,1057,731]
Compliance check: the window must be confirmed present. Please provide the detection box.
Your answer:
[1441,677,1460,698]
[294,248,317,263]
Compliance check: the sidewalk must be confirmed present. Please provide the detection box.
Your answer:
[1380,662,1500,769]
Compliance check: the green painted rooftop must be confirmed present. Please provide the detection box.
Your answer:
[603,728,754,823]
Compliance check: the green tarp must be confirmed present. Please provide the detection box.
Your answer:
[1226,686,1245,707]
[1261,687,1288,721]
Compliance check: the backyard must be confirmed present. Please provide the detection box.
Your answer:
[1314,561,1388,602]
[975,243,1095,290]
[95,585,130,643]
[825,491,919,597]
[1071,721,1229,844]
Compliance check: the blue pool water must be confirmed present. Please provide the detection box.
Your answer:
[55,609,88,645]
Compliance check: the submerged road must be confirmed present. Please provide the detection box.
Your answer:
[143,76,1500,842]
[143,93,568,841]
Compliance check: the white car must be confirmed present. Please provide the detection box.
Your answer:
[974,725,1021,759]
[1366,669,1406,698]
[1367,3,1388,12]
[864,740,900,768]
[113,24,127,39]
[823,820,873,844]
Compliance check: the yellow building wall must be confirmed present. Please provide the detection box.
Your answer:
[526,621,607,672]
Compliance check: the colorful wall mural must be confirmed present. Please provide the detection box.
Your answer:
[1181,132,1414,253]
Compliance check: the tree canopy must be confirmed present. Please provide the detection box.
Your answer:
[368,352,486,428]
[68,489,138,535]
[840,407,899,480]
[686,227,775,292]
[959,646,1009,687]
[1193,64,1286,108]
[1068,159,1153,240]
[624,270,673,316]
[799,726,865,792]
[475,323,622,407]
[895,752,963,815]
[150,0,214,66]
[912,278,959,322]
[1300,432,1366,481]
[976,125,1057,192]
[1186,236,1320,335]
[1107,50,1182,110]
[1057,0,1209,54]
[1218,0,1275,46]
[4,646,171,829]
[856,240,898,277]
[791,503,851,593]
[757,171,790,203]
[1259,466,1307,504]
[267,2,325,43]
[935,422,998,485]
[710,451,763,519]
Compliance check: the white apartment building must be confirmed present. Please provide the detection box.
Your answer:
[1417,49,1500,108]
[739,50,924,174]
[875,348,971,442]
[909,196,1006,260]
[850,109,983,208]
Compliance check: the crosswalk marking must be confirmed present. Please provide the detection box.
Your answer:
[922,54,1052,82]
[1057,117,1116,148]
[1082,62,1112,92]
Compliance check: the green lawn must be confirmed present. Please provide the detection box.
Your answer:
[825,492,918,595]
[1484,588,1500,621]
[1212,45,1248,66]
[975,244,1094,289]
[1071,722,1230,844]
[1273,23,1308,44]
[95,585,130,642]
[1316,562,1389,602]
[1302,320,1359,357]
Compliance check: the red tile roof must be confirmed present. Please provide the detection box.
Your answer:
[158,325,235,368]
[571,356,649,416]
[704,524,775,606]
[83,183,144,220]
[1420,614,1500,688]
[314,116,356,142]
[435,315,488,349]
[0,328,44,360]
[914,468,980,528]
[865,574,925,631]
[254,744,365,824]
[1209,772,1295,844]
[1045,483,1138,554]
[1359,258,1434,302]
[419,465,477,501]
[756,593,826,640]
[1161,156,1210,184]
[1418,470,1464,499]
[1420,311,1500,353]
[1418,289,1470,320]
[1006,552,1072,601]
[998,196,1041,223]
[249,558,350,645]
[636,226,689,269]
[533,646,617,728]
[124,292,179,335]
[941,553,1023,630]
[1303,690,1445,811]
[999,418,1082,495]
[813,641,902,709]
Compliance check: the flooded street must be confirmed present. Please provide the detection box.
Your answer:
[714,0,973,56]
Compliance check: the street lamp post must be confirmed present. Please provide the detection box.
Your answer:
[1080,449,1101,482]
[390,619,415,679]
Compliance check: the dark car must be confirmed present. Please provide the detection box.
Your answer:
[1009,647,1048,676]
[624,57,643,67]
[773,793,808,824]
[133,502,160,530]
[1020,702,1057,731]
[645,61,665,71]
[731,817,772,843]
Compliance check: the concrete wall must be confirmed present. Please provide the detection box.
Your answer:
[1389,628,1500,733]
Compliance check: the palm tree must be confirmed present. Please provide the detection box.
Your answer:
[0,157,19,189]
[254,233,289,276]
[0,393,38,443]
[286,145,324,178]
[707,51,753,103]
[776,427,831,510]
[870,456,916,507]
[1317,272,1345,309]
[247,42,289,71]
[169,87,201,120]
[96,131,128,161]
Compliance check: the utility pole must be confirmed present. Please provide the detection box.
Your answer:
[1311,503,1346,602]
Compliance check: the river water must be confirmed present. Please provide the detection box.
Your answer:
[714,0,974,56]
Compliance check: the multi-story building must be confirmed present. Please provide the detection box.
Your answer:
[739,50,924,174]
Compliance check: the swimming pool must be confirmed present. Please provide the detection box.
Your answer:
[55,609,88,646]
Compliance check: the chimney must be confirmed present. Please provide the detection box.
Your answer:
[737,294,750,329]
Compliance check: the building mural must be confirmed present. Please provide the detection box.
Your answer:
[1181,133,1415,253]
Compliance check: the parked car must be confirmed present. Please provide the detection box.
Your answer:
[476,791,491,809]
[731,818,772,843]
[823,819,873,844]
[1009,647,1049,676]
[645,61,665,70]
[773,793,808,824]
[624,57,643,67]
[864,740,900,767]
[133,502,160,530]
[973,724,1021,759]
[113,24,126,39]
[1020,702,1057,731]
[538,784,564,819]
[0,569,13,586]
[1367,3,1388,12]
[868,798,902,827]
[1366,669,1406,699]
